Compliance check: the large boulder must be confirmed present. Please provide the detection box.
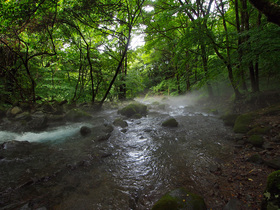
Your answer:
[162,118,178,127]
[65,109,92,122]
[26,116,48,131]
[233,113,255,133]
[118,103,147,118]
[152,188,207,210]
[262,170,280,209]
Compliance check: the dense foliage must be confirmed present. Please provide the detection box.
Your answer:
[0,0,279,105]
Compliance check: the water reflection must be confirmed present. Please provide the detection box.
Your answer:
[0,100,235,209]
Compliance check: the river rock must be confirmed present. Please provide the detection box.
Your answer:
[65,108,92,122]
[80,126,91,136]
[118,103,147,118]
[152,188,207,210]
[247,135,264,147]
[262,170,280,209]
[14,111,32,121]
[1,140,31,150]
[103,124,114,133]
[113,118,128,128]
[9,106,22,116]
[162,118,178,127]
[26,116,48,131]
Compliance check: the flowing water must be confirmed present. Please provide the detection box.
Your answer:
[0,97,235,209]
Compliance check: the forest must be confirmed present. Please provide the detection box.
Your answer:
[1,0,280,107]
[1,1,280,209]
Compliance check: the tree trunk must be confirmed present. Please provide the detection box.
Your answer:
[235,0,248,91]
[99,26,132,107]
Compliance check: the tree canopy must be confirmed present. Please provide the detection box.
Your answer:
[1,0,280,106]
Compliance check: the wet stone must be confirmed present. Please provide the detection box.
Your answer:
[80,126,91,136]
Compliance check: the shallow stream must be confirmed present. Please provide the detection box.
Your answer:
[0,97,235,209]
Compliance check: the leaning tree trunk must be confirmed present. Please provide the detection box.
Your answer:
[99,26,132,107]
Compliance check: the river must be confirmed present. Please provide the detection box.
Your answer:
[0,97,235,209]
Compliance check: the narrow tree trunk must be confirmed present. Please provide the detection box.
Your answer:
[235,0,248,91]
[99,27,132,107]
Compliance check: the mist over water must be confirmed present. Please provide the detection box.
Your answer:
[0,95,235,209]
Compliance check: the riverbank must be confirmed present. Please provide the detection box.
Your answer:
[197,91,280,209]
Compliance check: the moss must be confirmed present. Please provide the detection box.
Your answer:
[266,170,280,193]
[118,103,147,118]
[152,188,207,210]
[162,118,178,127]
[248,126,271,135]
[233,113,255,133]
[248,135,264,147]
[152,194,179,210]
[262,170,280,210]
[221,114,238,126]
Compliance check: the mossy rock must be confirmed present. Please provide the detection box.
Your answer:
[262,170,280,210]
[233,113,255,133]
[162,118,178,127]
[247,135,264,147]
[65,109,92,121]
[152,188,207,210]
[113,118,128,128]
[118,103,147,118]
[248,126,271,135]
[221,114,239,127]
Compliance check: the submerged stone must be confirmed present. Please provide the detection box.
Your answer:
[162,118,178,127]
[152,188,207,210]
